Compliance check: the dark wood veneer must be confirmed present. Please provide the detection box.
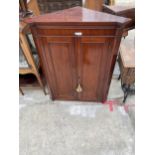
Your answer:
[25,7,130,102]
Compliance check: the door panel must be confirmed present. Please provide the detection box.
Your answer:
[79,37,112,101]
[38,35,113,101]
[42,37,77,100]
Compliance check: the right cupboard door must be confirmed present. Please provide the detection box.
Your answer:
[78,37,113,101]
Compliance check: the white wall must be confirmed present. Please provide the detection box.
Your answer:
[115,0,135,5]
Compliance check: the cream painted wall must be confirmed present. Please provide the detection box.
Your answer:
[82,0,135,6]
[115,0,135,5]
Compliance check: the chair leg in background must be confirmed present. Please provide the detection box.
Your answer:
[19,87,24,95]
[35,72,46,95]
[123,85,130,103]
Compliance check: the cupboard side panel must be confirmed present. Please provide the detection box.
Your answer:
[30,26,55,99]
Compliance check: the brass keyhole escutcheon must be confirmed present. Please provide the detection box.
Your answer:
[76,83,83,93]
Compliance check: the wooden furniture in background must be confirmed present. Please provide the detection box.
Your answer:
[19,87,24,95]
[103,5,135,34]
[27,0,40,16]
[19,22,46,95]
[84,0,103,11]
[25,7,130,102]
[118,30,135,103]
[37,0,82,14]
[19,0,33,17]
[109,0,115,5]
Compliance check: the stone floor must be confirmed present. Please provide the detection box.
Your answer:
[19,64,135,155]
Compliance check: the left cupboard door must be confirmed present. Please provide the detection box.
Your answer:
[40,37,77,100]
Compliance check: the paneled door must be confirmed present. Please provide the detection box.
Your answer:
[41,37,77,100]
[77,37,113,101]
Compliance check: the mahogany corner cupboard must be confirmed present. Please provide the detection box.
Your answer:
[25,6,131,102]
